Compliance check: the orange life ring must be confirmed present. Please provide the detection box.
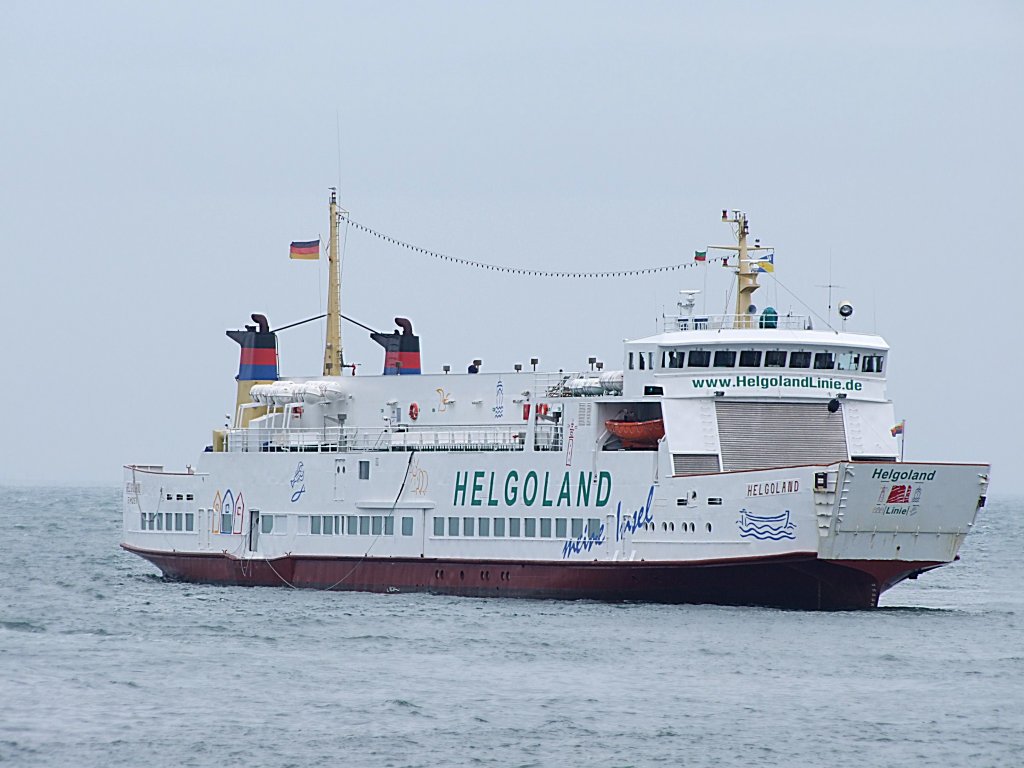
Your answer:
[409,402,420,420]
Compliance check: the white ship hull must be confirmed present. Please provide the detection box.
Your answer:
[122,452,987,609]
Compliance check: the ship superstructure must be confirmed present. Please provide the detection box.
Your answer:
[122,203,989,609]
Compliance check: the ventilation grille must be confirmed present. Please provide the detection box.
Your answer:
[715,401,848,471]
[578,401,593,427]
[672,454,721,476]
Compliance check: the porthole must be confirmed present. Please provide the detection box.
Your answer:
[690,522,696,532]
[670,522,675,531]
[706,522,712,532]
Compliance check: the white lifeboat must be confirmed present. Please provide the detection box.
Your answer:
[599,370,624,394]
[300,380,346,403]
[250,382,302,406]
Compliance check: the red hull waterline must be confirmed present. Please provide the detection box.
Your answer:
[122,545,943,610]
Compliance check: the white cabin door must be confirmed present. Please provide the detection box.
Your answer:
[198,509,211,550]
[334,458,346,501]
[248,510,260,552]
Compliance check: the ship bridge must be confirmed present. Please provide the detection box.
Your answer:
[617,317,898,474]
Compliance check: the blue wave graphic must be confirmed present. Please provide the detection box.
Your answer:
[737,509,796,540]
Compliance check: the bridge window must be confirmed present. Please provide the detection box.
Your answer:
[448,516,459,536]
[765,350,787,367]
[384,517,394,535]
[372,516,383,535]
[687,350,711,368]
[628,352,635,370]
[463,517,475,536]
[508,518,521,537]
[493,517,506,537]
[347,516,358,534]
[524,518,536,537]
[571,518,584,537]
[359,461,370,480]
[402,516,414,536]
[713,350,736,367]
[862,354,885,373]
[311,516,321,534]
[588,519,602,539]
[789,352,811,368]
[478,517,490,536]
[556,518,567,537]
[434,517,444,536]
[813,352,836,370]
[540,518,552,537]
[739,350,762,367]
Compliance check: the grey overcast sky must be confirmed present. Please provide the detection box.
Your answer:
[1,1,1021,489]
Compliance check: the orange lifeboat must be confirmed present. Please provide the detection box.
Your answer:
[605,418,665,449]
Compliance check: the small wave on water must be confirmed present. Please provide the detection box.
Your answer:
[0,620,46,634]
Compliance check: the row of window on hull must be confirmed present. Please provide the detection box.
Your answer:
[434,516,603,539]
[304,514,414,537]
[629,349,885,373]
[141,512,194,531]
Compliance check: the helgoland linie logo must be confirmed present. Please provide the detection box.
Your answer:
[873,484,922,516]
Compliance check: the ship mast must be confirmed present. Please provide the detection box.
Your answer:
[709,210,773,328]
[323,188,344,375]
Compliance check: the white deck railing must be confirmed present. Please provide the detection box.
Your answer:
[223,423,566,454]
[662,313,811,332]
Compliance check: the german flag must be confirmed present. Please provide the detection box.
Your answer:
[289,239,320,260]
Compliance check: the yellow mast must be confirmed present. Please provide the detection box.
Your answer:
[709,210,773,328]
[323,188,344,375]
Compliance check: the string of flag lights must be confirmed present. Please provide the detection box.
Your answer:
[345,218,736,278]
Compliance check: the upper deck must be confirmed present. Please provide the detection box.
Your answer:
[645,313,887,349]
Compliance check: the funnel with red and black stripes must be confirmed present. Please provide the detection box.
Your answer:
[227,314,279,381]
[370,317,421,375]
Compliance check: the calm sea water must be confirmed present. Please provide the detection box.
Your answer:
[1,487,1021,767]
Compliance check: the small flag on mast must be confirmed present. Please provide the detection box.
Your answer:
[752,253,775,273]
[890,420,905,437]
[289,239,320,260]
[694,250,707,262]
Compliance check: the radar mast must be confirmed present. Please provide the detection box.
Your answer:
[708,210,773,327]
[323,188,344,375]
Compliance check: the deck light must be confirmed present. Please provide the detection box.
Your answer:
[531,357,539,371]
[514,364,523,372]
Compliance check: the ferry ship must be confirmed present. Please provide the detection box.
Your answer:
[121,196,990,609]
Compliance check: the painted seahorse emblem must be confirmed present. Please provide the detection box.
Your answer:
[290,461,306,502]
[437,387,453,412]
